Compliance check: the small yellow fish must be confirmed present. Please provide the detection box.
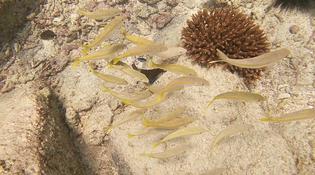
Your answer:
[142,145,190,159]
[121,28,155,46]
[216,48,290,69]
[147,59,197,76]
[260,108,315,122]
[149,76,209,95]
[108,62,149,82]
[111,44,168,64]
[105,109,147,134]
[77,8,121,20]
[145,107,185,123]
[72,44,126,68]
[210,124,252,152]
[101,85,152,102]
[143,116,194,129]
[128,128,153,138]
[153,46,186,58]
[122,92,169,108]
[85,16,124,50]
[142,108,193,129]
[208,91,266,107]
[153,127,208,147]
[89,65,128,85]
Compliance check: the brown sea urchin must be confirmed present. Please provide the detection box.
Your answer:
[181,7,270,84]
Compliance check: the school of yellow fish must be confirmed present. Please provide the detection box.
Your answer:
[73,7,315,164]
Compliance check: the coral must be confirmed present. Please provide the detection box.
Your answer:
[181,7,270,84]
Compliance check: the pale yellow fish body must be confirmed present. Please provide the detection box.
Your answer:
[111,44,168,64]
[72,44,126,69]
[153,47,186,58]
[124,32,155,46]
[128,128,152,138]
[120,27,157,46]
[260,108,315,122]
[142,145,189,159]
[148,59,197,76]
[153,127,208,147]
[105,109,146,134]
[91,69,128,85]
[141,107,190,129]
[146,107,185,123]
[210,124,252,152]
[208,91,266,106]
[78,44,125,61]
[101,86,152,102]
[150,76,209,94]
[77,8,121,20]
[109,62,149,82]
[143,116,193,129]
[122,92,168,108]
[217,48,290,69]
[86,16,124,49]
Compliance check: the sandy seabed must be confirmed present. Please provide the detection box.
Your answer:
[0,0,314,174]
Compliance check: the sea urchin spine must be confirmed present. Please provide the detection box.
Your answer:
[181,7,270,84]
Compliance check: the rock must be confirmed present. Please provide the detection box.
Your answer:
[0,84,86,174]
[183,0,197,9]
[289,25,300,34]
[166,0,178,7]
[0,0,41,50]
[114,0,129,4]
[134,4,158,19]
[278,93,291,99]
[312,140,315,160]
[138,0,162,5]
[150,12,174,29]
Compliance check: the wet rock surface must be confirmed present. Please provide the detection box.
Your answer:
[0,84,86,174]
[0,0,42,66]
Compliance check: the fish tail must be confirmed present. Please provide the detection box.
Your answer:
[147,58,156,68]
[104,126,113,134]
[142,118,151,127]
[259,117,276,122]
[87,63,95,73]
[207,99,215,107]
[81,45,90,55]
[127,133,135,138]
[121,99,132,105]
[77,8,88,16]
[71,59,81,70]
[152,142,161,148]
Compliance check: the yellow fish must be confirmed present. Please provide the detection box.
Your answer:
[105,109,147,134]
[149,76,209,94]
[216,48,290,69]
[101,85,152,102]
[72,44,126,69]
[153,127,208,147]
[85,16,124,50]
[88,64,128,85]
[260,108,315,122]
[111,44,168,64]
[108,62,149,82]
[77,8,121,20]
[142,145,190,159]
[208,91,266,107]
[147,59,197,76]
